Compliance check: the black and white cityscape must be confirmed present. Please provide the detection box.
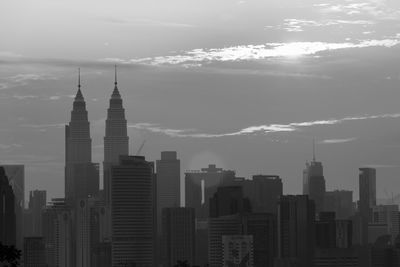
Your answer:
[2,0,400,266]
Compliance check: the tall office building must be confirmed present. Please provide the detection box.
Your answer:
[103,67,129,205]
[359,167,376,245]
[324,190,354,219]
[0,167,16,247]
[2,164,24,249]
[28,190,47,236]
[303,157,326,213]
[162,207,195,267]
[371,205,399,243]
[24,237,46,267]
[209,186,251,218]
[42,198,73,267]
[242,175,283,214]
[111,156,155,267]
[185,164,237,219]
[277,195,315,267]
[156,151,180,233]
[65,72,99,204]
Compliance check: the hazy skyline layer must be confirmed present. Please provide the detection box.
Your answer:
[1,0,400,202]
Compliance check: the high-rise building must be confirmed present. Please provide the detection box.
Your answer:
[24,237,46,267]
[0,167,16,247]
[185,164,237,219]
[242,175,282,214]
[89,200,111,267]
[277,195,315,267]
[111,156,155,267]
[209,186,251,218]
[371,205,399,243]
[65,72,99,204]
[324,190,354,219]
[104,67,129,205]
[156,151,180,233]
[242,213,277,267]
[162,207,195,267]
[28,190,47,236]
[303,156,326,213]
[359,167,376,245]
[222,235,254,267]
[42,198,73,267]
[2,164,24,249]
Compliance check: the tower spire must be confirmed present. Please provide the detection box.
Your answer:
[114,64,117,86]
[78,68,81,89]
[312,138,316,162]
[75,68,84,101]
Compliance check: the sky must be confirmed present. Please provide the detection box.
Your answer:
[1,0,400,203]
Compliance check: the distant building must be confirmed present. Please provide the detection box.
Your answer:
[2,164,24,249]
[111,156,155,267]
[24,237,46,267]
[42,198,73,267]
[28,190,47,236]
[222,235,254,267]
[313,248,359,267]
[157,151,181,233]
[162,207,195,267]
[277,195,315,267]
[185,164,237,219]
[303,159,326,213]
[371,205,399,243]
[324,190,354,219]
[195,219,209,267]
[242,175,282,214]
[0,167,16,247]
[209,186,251,218]
[359,167,376,245]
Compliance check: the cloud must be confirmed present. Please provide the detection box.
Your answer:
[319,138,357,144]
[99,16,195,28]
[0,73,57,90]
[129,113,400,138]
[281,19,374,32]
[0,143,22,150]
[101,38,400,67]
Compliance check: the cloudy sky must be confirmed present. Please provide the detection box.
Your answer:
[1,0,400,203]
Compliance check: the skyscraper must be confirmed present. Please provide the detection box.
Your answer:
[303,146,326,213]
[162,207,195,267]
[24,237,46,267]
[28,190,47,236]
[1,164,24,249]
[65,70,99,204]
[277,195,315,267]
[359,167,376,245]
[104,66,129,205]
[0,167,16,247]
[111,156,155,267]
[156,151,181,233]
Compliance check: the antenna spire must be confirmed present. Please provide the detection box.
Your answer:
[312,138,316,162]
[78,68,81,89]
[114,65,117,86]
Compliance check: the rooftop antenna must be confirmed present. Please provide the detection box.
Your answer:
[313,138,316,162]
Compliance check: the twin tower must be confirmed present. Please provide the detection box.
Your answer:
[65,67,129,205]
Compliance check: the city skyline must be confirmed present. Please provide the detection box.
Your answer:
[2,0,400,203]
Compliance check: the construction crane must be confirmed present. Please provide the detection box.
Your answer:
[136,140,146,156]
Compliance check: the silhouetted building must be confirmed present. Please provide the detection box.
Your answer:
[111,156,155,267]
[24,237,46,267]
[222,235,254,267]
[276,195,315,267]
[157,151,181,233]
[28,190,47,236]
[103,67,129,205]
[195,220,208,267]
[162,207,195,267]
[42,198,73,267]
[0,167,16,247]
[359,167,376,245]
[324,190,354,219]
[65,75,99,204]
[2,164,24,249]
[315,212,337,249]
[371,205,399,243]
[242,213,277,267]
[303,158,326,213]
[208,214,243,267]
[242,175,282,214]
[185,164,237,219]
[209,186,251,218]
